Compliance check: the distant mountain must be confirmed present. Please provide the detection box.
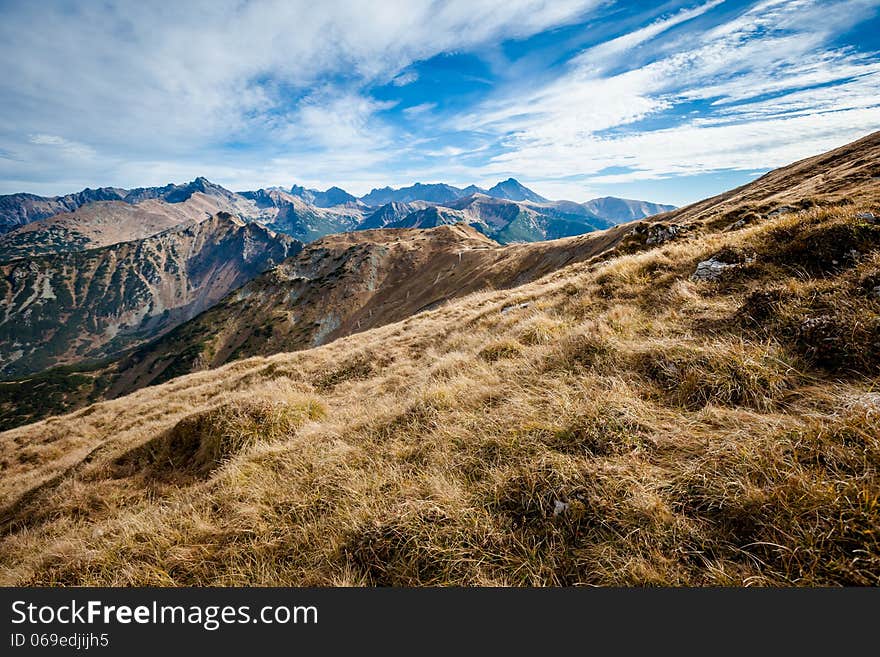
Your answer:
[0,178,266,234]
[357,201,430,230]
[360,183,467,206]
[0,192,258,262]
[290,185,360,208]
[0,213,299,377]
[0,187,126,233]
[358,178,548,207]
[123,176,235,204]
[241,188,364,242]
[386,205,469,229]
[487,178,549,203]
[582,196,676,222]
[382,194,616,244]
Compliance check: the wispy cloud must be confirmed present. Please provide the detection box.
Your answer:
[459,0,880,188]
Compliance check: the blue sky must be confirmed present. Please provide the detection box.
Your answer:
[0,0,879,205]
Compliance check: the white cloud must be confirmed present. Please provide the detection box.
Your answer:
[0,0,601,193]
[402,102,437,117]
[392,71,419,86]
[458,0,880,184]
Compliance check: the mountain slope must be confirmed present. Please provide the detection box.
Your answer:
[380,194,615,243]
[582,197,675,222]
[648,130,880,228]
[0,193,245,262]
[0,214,299,377]
[0,219,634,428]
[0,178,271,234]
[1,132,878,587]
[107,220,632,396]
[357,201,431,230]
[0,188,127,233]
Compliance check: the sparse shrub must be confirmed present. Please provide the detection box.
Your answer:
[759,216,880,274]
[342,506,485,586]
[669,404,880,585]
[113,396,325,480]
[630,341,798,410]
[479,339,523,362]
[542,412,647,457]
[518,316,565,345]
[313,353,375,390]
[543,331,610,372]
[737,283,880,373]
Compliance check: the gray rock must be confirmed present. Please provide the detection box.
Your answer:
[856,212,876,222]
[767,206,797,218]
[690,257,736,282]
[645,223,686,245]
[873,285,880,299]
[552,500,569,517]
[501,302,531,314]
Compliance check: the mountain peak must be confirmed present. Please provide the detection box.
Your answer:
[486,178,548,203]
[289,184,357,208]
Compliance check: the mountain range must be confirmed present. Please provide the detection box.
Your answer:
[1,131,877,587]
[1,177,674,245]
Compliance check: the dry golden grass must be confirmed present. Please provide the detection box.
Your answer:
[0,202,878,586]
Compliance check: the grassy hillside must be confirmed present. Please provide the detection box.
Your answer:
[0,134,878,586]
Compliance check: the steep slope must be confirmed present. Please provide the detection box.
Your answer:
[64,221,630,400]
[0,219,634,428]
[0,133,878,587]
[582,197,676,222]
[0,214,299,377]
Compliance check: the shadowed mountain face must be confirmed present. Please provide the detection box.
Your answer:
[357,178,550,206]
[359,182,471,206]
[253,192,364,242]
[0,214,299,377]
